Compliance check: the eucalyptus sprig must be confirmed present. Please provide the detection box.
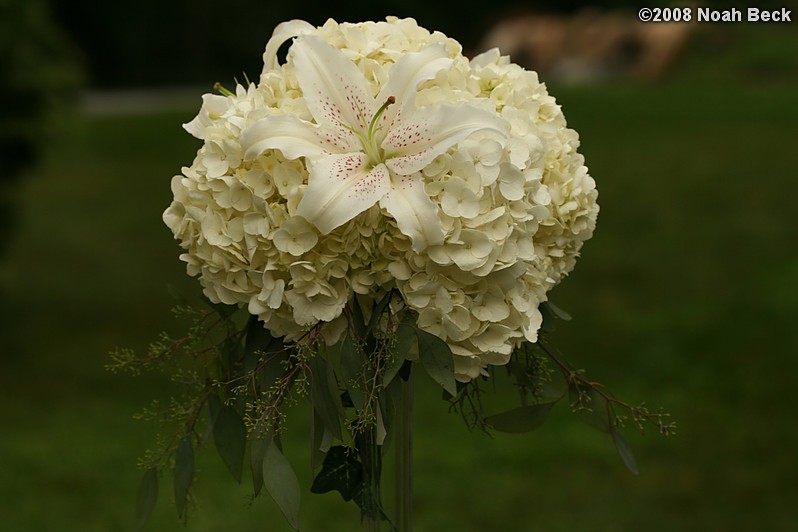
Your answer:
[447,302,675,477]
[113,296,673,529]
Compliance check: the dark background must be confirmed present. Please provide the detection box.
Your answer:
[2,0,797,530]
[49,0,793,87]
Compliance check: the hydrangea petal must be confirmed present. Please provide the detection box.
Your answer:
[183,94,231,140]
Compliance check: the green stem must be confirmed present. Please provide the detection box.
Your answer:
[361,423,382,531]
[395,367,413,531]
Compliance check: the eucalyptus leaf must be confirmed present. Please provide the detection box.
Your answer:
[243,316,285,379]
[243,315,273,354]
[384,325,415,387]
[173,437,193,518]
[352,484,391,522]
[395,323,416,357]
[208,394,222,421]
[543,300,572,321]
[311,411,330,471]
[308,354,343,440]
[250,436,266,497]
[366,291,393,334]
[416,328,456,397]
[339,334,364,410]
[135,467,158,531]
[611,428,640,475]
[375,402,387,445]
[378,376,400,440]
[207,300,237,319]
[209,396,246,483]
[310,446,363,501]
[200,399,216,448]
[507,358,531,388]
[539,305,556,333]
[485,402,556,433]
[351,297,367,339]
[263,437,301,530]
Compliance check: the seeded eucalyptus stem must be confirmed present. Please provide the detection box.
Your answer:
[356,312,384,532]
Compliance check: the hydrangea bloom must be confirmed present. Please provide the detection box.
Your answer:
[163,17,599,381]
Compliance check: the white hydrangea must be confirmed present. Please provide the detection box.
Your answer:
[163,17,598,382]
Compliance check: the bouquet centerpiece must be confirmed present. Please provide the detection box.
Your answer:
[112,17,673,531]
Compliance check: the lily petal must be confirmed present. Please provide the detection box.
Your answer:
[296,154,391,234]
[291,36,376,146]
[375,43,453,131]
[261,19,316,73]
[242,114,328,161]
[383,105,506,175]
[379,174,444,251]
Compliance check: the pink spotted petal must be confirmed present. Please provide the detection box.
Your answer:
[291,36,376,152]
[383,104,506,176]
[374,43,453,135]
[296,154,391,234]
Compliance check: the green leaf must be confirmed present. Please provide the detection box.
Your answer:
[339,334,364,410]
[366,291,393,334]
[173,437,193,518]
[352,484,391,522]
[378,376,400,439]
[263,437,301,530]
[506,357,531,388]
[135,467,158,531]
[416,328,456,397]
[200,400,217,447]
[244,314,271,353]
[611,428,640,475]
[384,324,415,387]
[310,446,363,501]
[207,393,222,424]
[250,435,266,497]
[209,395,246,483]
[543,301,572,321]
[243,315,285,379]
[308,354,343,440]
[311,411,332,471]
[485,402,556,433]
[540,301,572,333]
[207,300,237,319]
[351,297,367,339]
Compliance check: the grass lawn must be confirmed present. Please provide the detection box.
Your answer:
[1,24,797,531]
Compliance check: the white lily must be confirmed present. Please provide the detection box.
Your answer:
[243,31,506,251]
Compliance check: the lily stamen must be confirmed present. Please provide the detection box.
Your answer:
[368,96,395,139]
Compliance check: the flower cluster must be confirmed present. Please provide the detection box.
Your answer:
[163,17,598,381]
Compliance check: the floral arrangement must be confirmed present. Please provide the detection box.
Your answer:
[114,17,672,531]
[163,17,598,381]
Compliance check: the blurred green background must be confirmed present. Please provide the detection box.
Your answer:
[1,0,797,530]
